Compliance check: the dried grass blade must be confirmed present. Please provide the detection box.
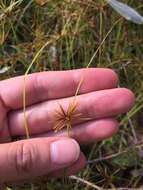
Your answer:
[53,120,65,130]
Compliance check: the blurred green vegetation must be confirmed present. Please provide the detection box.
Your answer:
[0,0,143,189]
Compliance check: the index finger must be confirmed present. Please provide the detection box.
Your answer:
[0,68,118,110]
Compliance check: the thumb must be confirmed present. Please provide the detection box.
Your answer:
[0,137,80,183]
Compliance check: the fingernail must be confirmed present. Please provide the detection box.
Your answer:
[50,139,80,165]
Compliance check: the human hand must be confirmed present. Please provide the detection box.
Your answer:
[0,68,135,184]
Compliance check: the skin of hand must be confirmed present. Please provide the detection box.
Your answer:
[0,68,135,184]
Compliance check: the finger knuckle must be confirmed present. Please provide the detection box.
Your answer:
[33,73,48,101]
[13,142,37,175]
